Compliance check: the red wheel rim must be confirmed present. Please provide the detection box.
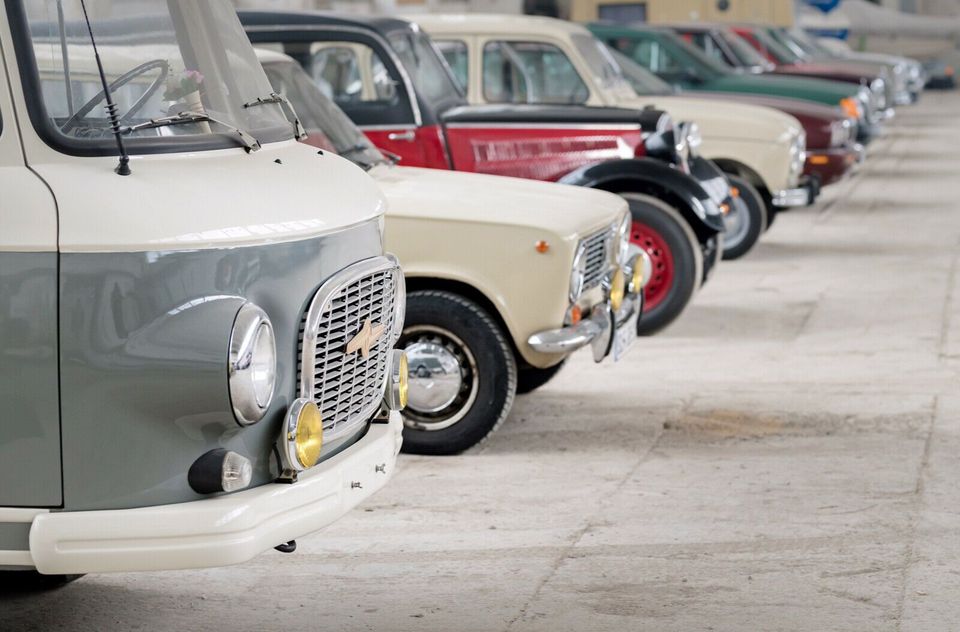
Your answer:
[630,221,675,311]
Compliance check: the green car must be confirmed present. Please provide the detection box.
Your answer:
[588,23,876,143]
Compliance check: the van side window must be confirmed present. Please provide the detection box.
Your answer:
[482,41,588,105]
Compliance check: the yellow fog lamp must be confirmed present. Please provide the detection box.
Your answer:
[628,255,644,294]
[608,268,626,312]
[281,398,324,473]
[385,350,409,411]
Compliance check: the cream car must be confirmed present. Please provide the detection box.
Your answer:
[417,14,809,260]
[259,51,645,456]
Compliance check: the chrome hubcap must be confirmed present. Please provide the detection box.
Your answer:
[400,326,479,432]
[722,196,750,250]
[405,341,463,413]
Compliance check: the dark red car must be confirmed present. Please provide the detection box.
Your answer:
[729,25,892,119]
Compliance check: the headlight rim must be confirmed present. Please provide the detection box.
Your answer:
[569,242,588,304]
[228,302,277,427]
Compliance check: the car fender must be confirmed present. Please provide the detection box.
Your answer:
[558,158,725,237]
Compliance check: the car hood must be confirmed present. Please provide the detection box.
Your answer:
[773,64,875,83]
[618,94,801,143]
[705,73,856,106]
[370,164,624,238]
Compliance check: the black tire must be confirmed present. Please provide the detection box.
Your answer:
[621,193,703,336]
[721,175,767,260]
[764,203,779,232]
[516,360,566,395]
[399,290,517,455]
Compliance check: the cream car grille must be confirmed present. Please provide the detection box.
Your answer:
[298,257,401,442]
[582,229,612,291]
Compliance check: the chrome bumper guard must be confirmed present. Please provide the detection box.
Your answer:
[527,294,639,359]
[772,176,819,208]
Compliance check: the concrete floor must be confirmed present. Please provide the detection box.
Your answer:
[4,93,960,632]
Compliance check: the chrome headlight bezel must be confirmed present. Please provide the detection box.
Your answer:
[611,212,631,268]
[569,242,588,303]
[228,303,277,426]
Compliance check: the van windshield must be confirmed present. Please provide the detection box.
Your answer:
[15,0,293,154]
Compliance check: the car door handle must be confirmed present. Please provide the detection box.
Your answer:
[387,130,416,142]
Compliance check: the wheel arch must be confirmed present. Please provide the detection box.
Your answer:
[404,276,526,366]
[711,158,771,200]
[592,178,715,244]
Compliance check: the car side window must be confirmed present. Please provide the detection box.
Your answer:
[435,39,469,92]
[263,38,414,127]
[482,41,588,105]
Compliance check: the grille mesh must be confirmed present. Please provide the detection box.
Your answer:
[299,264,399,440]
[581,229,611,291]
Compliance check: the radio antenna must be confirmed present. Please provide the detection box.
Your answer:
[78,0,131,176]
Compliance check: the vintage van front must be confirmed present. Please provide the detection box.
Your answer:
[0,1,405,576]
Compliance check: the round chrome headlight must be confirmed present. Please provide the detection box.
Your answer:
[570,242,588,303]
[228,303,277,426]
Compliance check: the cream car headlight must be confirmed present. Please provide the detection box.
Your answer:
[228,303,277,426]
[570,242,588,303]
[612,212,631,268]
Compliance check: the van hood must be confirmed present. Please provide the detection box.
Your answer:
[371,165,625,239]
[618,95,801,143]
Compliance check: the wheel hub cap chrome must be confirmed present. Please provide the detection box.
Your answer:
[404,341,464,413]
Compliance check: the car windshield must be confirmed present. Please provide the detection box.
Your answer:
[387,29,465,112]
[18,0,292,154]
[718,30,771,67]
[768,28,812,61]
[570,33,635,93]
[261,57,386,169]
[786,29,833,58]
[607,47,675,95]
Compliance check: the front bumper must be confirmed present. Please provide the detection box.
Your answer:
[804,144,864,188]
[771,176,820,208]
[527,293,639,361]
[28,414,403,575]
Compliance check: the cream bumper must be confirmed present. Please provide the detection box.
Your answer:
[27,413,403,575]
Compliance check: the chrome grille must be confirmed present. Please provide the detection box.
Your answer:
[298,256,402,441]
[581,228,612,291]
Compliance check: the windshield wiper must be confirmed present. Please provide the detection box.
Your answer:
[244,93,307,140]
[120,111,261,153]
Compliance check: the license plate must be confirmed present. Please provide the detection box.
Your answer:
[613,309,638,361]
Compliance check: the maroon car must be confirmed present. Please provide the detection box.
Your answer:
[730,25,892,117]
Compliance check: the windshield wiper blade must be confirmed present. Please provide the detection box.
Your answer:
[244,92,307,141]
[120,111,261,153]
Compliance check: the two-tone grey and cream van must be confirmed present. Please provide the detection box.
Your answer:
[0,0,406,579]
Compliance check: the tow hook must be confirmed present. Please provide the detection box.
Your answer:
[275,540,297,554]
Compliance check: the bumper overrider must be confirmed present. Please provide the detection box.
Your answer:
[528,251,648,363]
[29,414,403,575]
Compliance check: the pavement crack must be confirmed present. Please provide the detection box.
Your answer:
[502,401,673,632]
[893,394,939,631]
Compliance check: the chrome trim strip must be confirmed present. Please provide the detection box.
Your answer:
[443,122,643,131]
